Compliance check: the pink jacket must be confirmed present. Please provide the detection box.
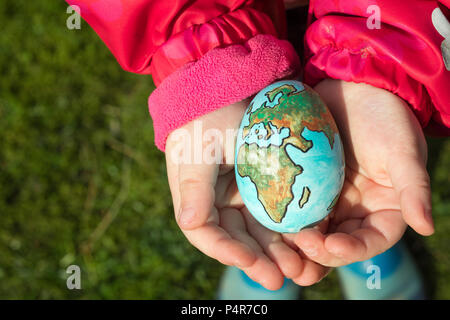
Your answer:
[66,0,450,150]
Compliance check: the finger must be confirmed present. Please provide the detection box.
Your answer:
[387,153,434,236]
[324,210,406,264]
[292,259,331,287]
[242,209,304,280]
[182,208,256,268]
[295,228,345,267]
[315,215,331,234]
[214,170,244,209]
[281,233,300,251]
[220,208,285,290]
[177,162,218,230]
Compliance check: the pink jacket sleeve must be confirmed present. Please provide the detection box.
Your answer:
[304,0,450,136]
[65,0,301,150]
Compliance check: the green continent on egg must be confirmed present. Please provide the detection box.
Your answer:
[237,82,340,224]
[237,143,303,223]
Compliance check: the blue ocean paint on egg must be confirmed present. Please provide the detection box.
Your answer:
[235,80,345,233]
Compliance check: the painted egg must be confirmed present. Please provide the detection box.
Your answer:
[235,80,345,233]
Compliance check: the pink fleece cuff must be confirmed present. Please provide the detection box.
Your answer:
[148,34,301,151]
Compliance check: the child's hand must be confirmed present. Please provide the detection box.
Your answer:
[165,99,330,289]
[294,79,434,267]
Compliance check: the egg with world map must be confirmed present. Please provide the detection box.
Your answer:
[235,80,345,233]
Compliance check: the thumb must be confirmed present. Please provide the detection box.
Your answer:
[387,152,434,236]
[177,162,218,230]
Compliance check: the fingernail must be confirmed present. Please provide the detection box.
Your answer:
[303,245,318,257]
[329,249,344,258]
[179,207,196,226]
[259,278,270,290]
[234,259,248,269]
[234,256,248,269]
[424,208,434,228]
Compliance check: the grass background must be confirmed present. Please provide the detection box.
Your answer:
[0,1,448,299]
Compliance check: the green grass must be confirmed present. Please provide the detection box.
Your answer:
[0,1,449,299]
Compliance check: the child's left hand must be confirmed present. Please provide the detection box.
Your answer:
[293,79,434,267]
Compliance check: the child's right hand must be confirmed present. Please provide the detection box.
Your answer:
[165,98,330,290]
